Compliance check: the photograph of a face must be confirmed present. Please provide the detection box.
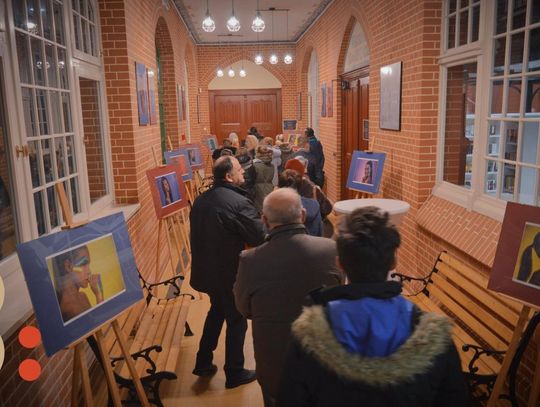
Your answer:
[46,235,125,325]
[164,150,192,181]
[146,164,189,219]
[513,223,540,289]
[202,135,218,152]
[135,62,149,125]
[346,151,386,194]
[16,213,143,356]
[156,172,182,208]
[288,134,298,145]
[179,143,204,170]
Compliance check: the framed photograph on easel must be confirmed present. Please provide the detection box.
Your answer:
[346,151,386,195]
[164,149,193,181]
[146,164,189,219]
[179,143,204,170]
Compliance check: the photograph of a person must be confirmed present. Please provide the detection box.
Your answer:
[353,158,378,186]
[156,173,181,208]
[513,223,540,288]
[47,235,126,325]
[135,62,149,125]
[202,135,218,151]
[164,150,192,181]
[346,151,386,194]
[179,143,204,170]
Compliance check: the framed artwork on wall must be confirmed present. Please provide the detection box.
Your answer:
[327,82,333,118]
[297,92,302,121]
[283,120,297,131]
[135,62,149,125]
[147,69,157,125]
[16,213,143,356]
[346,150,387,194]
[379,61,402,131]
[321,83,327,117]
[177,84,184,122]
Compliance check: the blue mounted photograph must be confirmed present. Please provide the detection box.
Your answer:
[16,213,143,356]
[346,151,386,194]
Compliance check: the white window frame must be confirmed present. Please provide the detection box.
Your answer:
[70,0,101,65]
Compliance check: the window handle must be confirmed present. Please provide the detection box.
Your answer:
[15,144,29,158]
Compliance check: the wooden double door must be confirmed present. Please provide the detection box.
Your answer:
[209,89,282,144]
[341,67,370,199]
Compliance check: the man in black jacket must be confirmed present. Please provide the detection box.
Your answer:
[277,207,468,406]
[190,156,265,388]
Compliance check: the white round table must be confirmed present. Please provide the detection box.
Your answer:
[333,198,411,226]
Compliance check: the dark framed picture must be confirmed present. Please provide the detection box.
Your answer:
[16,213,143,356]
[297,92,302,121]
[181,85,187,121]
[380,61,402,131]
[135,62,149,125]
[177,84,184,122]
[164,149,193,181]
[346,151,387,194]
[147,69,157,125]
[179,143,204,170]
[146,164,189,219]
[201,135,218,152]
[327,82,333,118]
[363,119,369,141]
[197,94,201,123]
[283,119,297,131]
[321,83,327,117]
[489,203,540,308]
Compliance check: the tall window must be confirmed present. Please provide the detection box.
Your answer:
[438,0,540,218]
[71,0,99,57]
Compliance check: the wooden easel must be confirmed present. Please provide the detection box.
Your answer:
[353,191,373,199]
[55,183,150,407]
[487,302,540,407]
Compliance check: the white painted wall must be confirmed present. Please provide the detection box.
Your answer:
[208,60,281,90]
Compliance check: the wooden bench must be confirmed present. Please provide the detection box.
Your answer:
[88,271,194,407]
[392,251,539,404]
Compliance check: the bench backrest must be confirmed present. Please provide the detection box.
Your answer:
[429,252,522,351]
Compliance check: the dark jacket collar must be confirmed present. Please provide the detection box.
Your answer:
[212,180,248,196]
[266,223,307,241]
[309,281,402,305]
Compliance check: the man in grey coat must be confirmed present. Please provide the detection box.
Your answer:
[234,188,343,406]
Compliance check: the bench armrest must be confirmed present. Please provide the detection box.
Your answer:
[111,344,162,376]
[147,275,185,297]
[462,343,505,375]
[390,272,431,297]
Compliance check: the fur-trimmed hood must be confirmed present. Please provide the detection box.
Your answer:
[291,305,453,387]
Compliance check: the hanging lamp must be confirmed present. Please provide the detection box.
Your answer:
[254,32,263,65]
[226,0,241,32]
[251,0,265,32]
[216,38,224,77]
[269,10,278,64]
[202,0,215,32]
[284,10,293,64]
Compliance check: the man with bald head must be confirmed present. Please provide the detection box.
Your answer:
[234,188,342,406]
[190,156,265,388]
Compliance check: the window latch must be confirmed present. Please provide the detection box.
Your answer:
[15,144,29,158]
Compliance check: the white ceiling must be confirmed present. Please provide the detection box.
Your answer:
[172,0,334,44]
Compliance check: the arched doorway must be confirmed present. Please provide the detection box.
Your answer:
[339,20,370,199]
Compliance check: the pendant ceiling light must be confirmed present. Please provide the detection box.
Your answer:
[227,0,241,32]
[269,10,278,64]
[216,38,224,77]
[228,68,235,77]
[240,51,247,77]
[283,10,293,64]
[251,0,265,32]
[254,32,263,65]
[202,0,215,32]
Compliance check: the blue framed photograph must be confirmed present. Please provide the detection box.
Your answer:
[346,151,386,194]
[179,143,204,171]
[164,149,193,181]
[16,213,143,356]
[135,62,149,126]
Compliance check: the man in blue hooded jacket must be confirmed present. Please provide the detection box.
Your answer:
[277,207,468,406]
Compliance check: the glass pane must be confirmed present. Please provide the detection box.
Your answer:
[36,89,49,135]
[21,87,37,138]
[16,32,32,84]
[79,0,86,17]
[491,80,504,115]
[459,10,468,46]
[0,108,17,260]
[88,1,95,22]
[493,37,506,76]
[50,91,62,133]
[503,122,518,161]
[73,15,81,50]
[57,47,68,88]
[509,32,524,74]
[66,135,76,173]
[472,5,480,42]
[485,161,499,196]
[42,139,53,182]
[443,63,477,188]
[521,122,539,164]
[34,190,46,235]
[53,2,65,45]
[529,28,540,72]
[28,141,41,187]
[487,120,501,158]
[533,0,540,24]
[45,43,57,88]
[89,24,96,56]
[81,19,89,54]
[448,16,456,49]
[496,0,508,34]
[13,0,26,30]
[55,137,66,178]
[449,0,457,14]
[502,163,516,200]
[47,186,59,228]
[72,0,78,12]
[41,0,53,40]
[512,0,526,30]
[70,177,80,214]
[518,166,535,204]
[27,0,40,36]
[62,92,72,132]
[507,79,522,115]
[525,76,540,116]
[31,38,45,86]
